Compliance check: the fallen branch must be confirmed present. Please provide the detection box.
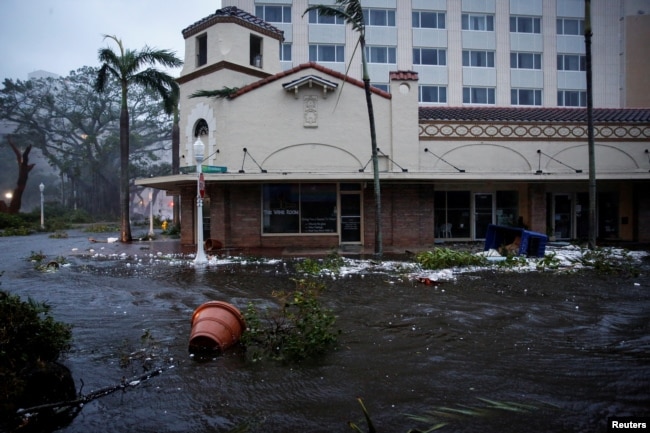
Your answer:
[16,367,166,417]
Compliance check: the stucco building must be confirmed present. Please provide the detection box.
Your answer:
[137,2,650,253]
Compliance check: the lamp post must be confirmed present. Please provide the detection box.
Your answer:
[39,183,45,229]
[193,138,208,264]
[148,189,154,237]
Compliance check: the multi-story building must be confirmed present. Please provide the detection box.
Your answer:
[224,0,650,108]
[138,1,650,254]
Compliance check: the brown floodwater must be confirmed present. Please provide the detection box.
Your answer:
[2,231,649,433]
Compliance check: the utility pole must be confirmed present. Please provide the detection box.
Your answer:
[585,0,597,249]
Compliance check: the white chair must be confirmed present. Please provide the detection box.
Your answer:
[439,223,452,238]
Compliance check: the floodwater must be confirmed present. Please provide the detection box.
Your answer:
[2,231,649,433]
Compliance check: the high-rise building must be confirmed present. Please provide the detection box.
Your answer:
[222,0,650,108]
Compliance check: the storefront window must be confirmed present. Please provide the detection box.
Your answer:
[262,183,337,234]
[434,191,471,238]
[496,191,519,226]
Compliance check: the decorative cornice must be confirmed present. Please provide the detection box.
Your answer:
[419,121,650,141]
[177,61,272,84]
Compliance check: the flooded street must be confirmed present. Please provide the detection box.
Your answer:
[2,231,649,433]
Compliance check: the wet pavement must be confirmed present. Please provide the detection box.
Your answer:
[1,229,649,432]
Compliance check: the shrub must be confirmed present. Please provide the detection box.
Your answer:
[573,247,639,277]
[0,288,73,427]
[0,290,72,369]
[241,278,339,363]
[0,212,27,230]
[415,248,488,270]
[294,252,345,275]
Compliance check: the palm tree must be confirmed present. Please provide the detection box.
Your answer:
[170,86,181,229]
[304,1,383,257]
[95,35,181,242]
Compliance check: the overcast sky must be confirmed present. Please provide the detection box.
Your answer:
[0,0,223,81]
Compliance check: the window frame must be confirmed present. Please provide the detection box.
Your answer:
[412,11,446,29]
[509,16,541,33]
[462,50,495,67]
[309,44,345,63]
[196,33,207,67]
[510,52,542,69]
[255,4,292,23]
[557,18,585,35]
[413,47,447,66]
[262,183,338,235]
[280,43,292,62]
[308,9,345,24]
[365,46,397,64]
[463,87,496,104]
[363,8,396,27]
[511,88,543,106]
[461,13,495,31]
[557,90,587,107]
[419,85,447,103]
[557,54,586,71]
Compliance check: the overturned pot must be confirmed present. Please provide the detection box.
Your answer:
[204,238,223,252]
[189,301,246,353]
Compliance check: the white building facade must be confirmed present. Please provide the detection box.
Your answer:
[137,3,650,253]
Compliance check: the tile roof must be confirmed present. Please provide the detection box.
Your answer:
[419,106,650,123]
[282,75,339,91]
[230,62,392,100]
[389,71,419,81]
[182,6,284,40]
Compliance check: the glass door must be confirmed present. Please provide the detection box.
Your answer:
[553,194,572,239]
[340,192,362,244]
[474,193,493,239]
[598,192,619,239]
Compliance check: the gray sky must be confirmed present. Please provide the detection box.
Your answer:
[0,0,223,81]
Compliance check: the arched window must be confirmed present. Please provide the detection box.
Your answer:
[194,119,209,138]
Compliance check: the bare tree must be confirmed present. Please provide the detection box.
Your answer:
[1,137,35,214]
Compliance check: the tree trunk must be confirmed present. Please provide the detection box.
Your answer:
[172,109,180,228]
[585,0,597,249]
[5,138,35,214]
[360,37,382,257]
[120,87,133,242]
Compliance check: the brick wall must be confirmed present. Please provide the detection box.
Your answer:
[527,184,547,235]
[180,185,196,250]
[185,182,436,251]
[364,183,435,250]
[635,184,650,242]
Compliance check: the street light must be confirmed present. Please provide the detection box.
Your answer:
[39,183,45,229]
[193,137,208,264]
[148,189,154,237]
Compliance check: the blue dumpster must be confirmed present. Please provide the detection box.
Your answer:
[484,224,548,257]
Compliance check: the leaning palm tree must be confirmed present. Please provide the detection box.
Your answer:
[304,1,383,257]
[95,35,182,242]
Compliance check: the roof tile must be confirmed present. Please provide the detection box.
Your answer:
[231,62,392,99]
[182,6,284,40]
[389,71,419,81]
[419,106,650,123]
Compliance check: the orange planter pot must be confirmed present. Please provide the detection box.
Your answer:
[204,238,223,252]
[189,301,246,353]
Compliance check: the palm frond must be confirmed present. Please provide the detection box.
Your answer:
[303,0,365,34]
[131,69,178,115]
[189,87,240,99]
[135,46,184,71]
[94,63,114,93]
